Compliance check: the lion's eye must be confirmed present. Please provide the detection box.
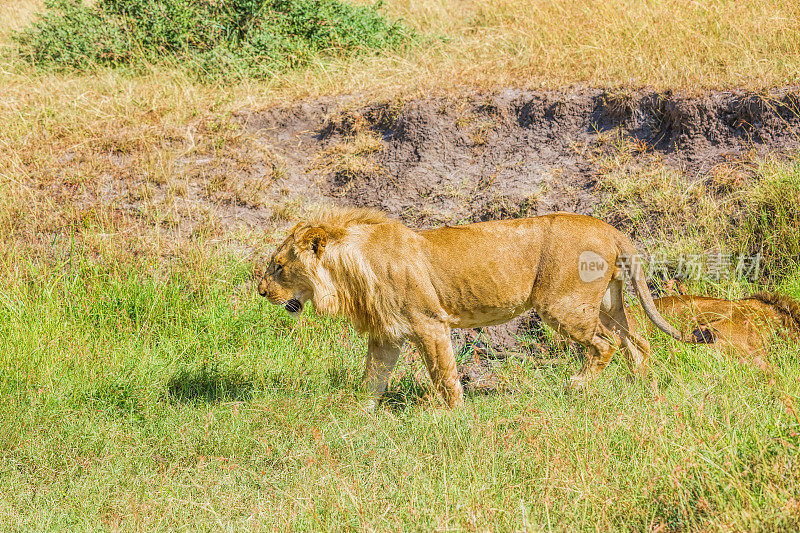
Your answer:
[274,264,284,273]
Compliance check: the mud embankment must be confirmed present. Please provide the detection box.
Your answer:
[241,87,800,225]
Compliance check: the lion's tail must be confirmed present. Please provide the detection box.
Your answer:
[751,291,800,334]
[617,239,685,342]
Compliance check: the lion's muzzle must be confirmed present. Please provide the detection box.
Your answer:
[257,278,269,297]
[257,275,301,313]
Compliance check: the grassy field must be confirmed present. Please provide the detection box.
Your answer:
[0,243,798,530]
[2,0,800,530]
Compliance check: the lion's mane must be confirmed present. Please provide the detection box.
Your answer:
[301,207,410,341]
[751,291,800,334]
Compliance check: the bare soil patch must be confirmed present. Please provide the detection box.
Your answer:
[239,87,800,226]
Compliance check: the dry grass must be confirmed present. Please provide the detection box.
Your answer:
[313,132,384,176]
[592,134,729,255]
[591,136,800,291]
[251,0,800,98]
[0,0,42,42]
[1,0,796,248]
[272,0,800,99]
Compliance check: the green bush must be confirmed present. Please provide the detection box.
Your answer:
[14,0,413,79]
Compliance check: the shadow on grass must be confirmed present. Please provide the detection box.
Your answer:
[167,365,254,403]
[167,365,330,402]
[87,379,145,417]
[379,374,507,410]
[381,375,432,410]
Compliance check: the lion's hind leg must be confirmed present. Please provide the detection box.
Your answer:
[599,279,651,380]
[601,307,650,381]
[568,330,619,390]
[537,304,619,391]
[623,332,651,378]
[543,279,645,390]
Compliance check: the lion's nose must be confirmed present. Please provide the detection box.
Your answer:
[257,278,268,297]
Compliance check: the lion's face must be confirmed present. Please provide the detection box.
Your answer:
[257,226,327,315]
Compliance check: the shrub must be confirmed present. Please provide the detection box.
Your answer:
[14,0,413,80]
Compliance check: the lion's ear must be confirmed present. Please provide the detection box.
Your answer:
[299,227,327,257]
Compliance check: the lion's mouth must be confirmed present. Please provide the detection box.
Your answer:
[285,298,303,314]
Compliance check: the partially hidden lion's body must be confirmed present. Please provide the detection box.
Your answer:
[258,207,686,408]
[628,293,800,356]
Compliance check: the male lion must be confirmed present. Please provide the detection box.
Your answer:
[628,292,800,356]
[257,207,686,408]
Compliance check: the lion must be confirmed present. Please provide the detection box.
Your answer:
[257,207,688,408]
[627,292,800,356]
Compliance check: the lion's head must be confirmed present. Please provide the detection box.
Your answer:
[257,223,328,316]
[256,207,406,338]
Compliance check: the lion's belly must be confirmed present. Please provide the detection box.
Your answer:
[446,302,532,329]
[430,265,537,329]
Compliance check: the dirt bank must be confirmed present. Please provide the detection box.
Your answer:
[240,87,800,226]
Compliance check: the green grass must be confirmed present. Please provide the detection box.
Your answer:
[0,240,799,529]
[13,0,413,80]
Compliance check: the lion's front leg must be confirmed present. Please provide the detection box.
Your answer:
[414,325,464,408]
[362,336,402,411]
